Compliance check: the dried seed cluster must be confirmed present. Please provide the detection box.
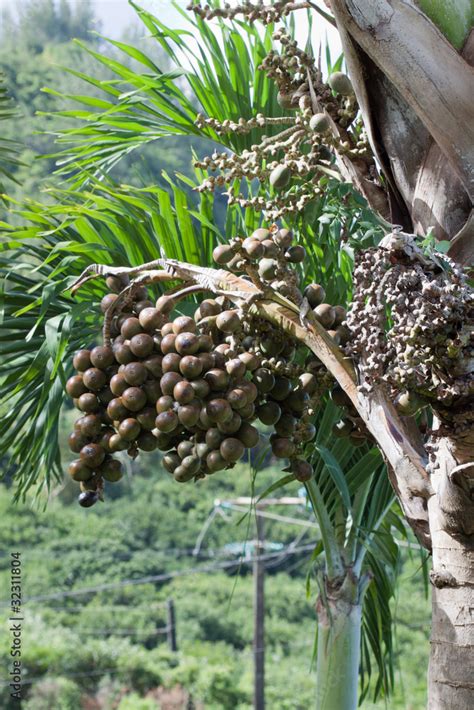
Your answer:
[66,226,358,507]
[345,237,474,418]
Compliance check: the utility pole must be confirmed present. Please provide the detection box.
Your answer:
[253,507,265,710]
[166,598,177,651]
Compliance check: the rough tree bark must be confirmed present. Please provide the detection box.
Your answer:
[326,2,474,707]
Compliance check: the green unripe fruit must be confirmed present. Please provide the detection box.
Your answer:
[277,91,294,109]
[328,71,354,96]
[309,113,330,133]
[269,164,291,190]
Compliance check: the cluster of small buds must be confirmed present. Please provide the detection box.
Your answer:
[187,0,311,24]
[345,234,474,421]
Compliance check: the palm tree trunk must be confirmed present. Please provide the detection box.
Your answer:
[428,466,474,709]
[315,574,362,710]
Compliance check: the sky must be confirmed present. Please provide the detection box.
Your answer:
[0,0,341,59]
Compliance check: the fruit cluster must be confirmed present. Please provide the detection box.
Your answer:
[66,226,355,508]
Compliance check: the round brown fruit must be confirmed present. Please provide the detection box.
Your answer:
[173,466,196,483]
[109,434,128,452]
[200,299,222,317]
[286,389,309,413]
[78,414,102,439]
[258,258,278,281]
[173,380,195,405]
[134,299,155,315]
[220,437,245,463]
[270,376,293,401]
[206,428,224,449]
[227,388,248,410]
[78,490,99,507]
[66,375,87,399]
[271,437,295,458]
[155,410,179,433]
[178,402,201,428]
[206,451,227,473]
[304,283,326,308]
[333,305,346,326]
[177,440,194,460]
[198,334,213,352]
[285,245,306,263]
[260,337,283,357]
[90,345,114,370]
[299,372,319,395]
[139,307,164,332]
[236,422,259,448]
[163,452,180,473]
[77,393,100,413]
[205,368,229,391]
[215,310,241,333]
[143,380,162,404]
[275,413,297,437]
[130,333,154,358]
[257,401,281,426]
[114,343,134,365]
[121,317,142,339]
[80,474,101,492]
[242,238,264,260]
[252,228,271,241]
[300,423,316,442]
[137,407,157,430]
[68,431,87,454]
[218,411,242,435]
[83,368,107,392]
[273,228,293,249]
[254,368,275,393]
[314,304,336,329]
[156,295,175,314]
[198,353,214,373]
[107,398,130,421]
[239,352,261,371]
[121,387,147,412]
[161,333,177,355]
[175,332,199,356]
[118,418,141,441]
[80,443,105,468]
[162,353,182,373]
[156,395,175,413]
[136,432,158,452]
[181,455,201,475]
[155,433,175,451]
[100,293,118,313]
[68,459,94,482]
[226,358,246,379]
[206,398,232,423]
[143,354,163,378]
[291,459,313,482]
[173,316,197,335]
[179,355,203,379]
[213,244,234,265]
[73,350,92,372]
[100,458,123,482]
[160,372,183,396]
[106,274,129,293]
[330,385,351,408]
[110,373,128,397]
[239,402,255,420]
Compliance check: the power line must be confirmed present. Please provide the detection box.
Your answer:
[0,543,318,607]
